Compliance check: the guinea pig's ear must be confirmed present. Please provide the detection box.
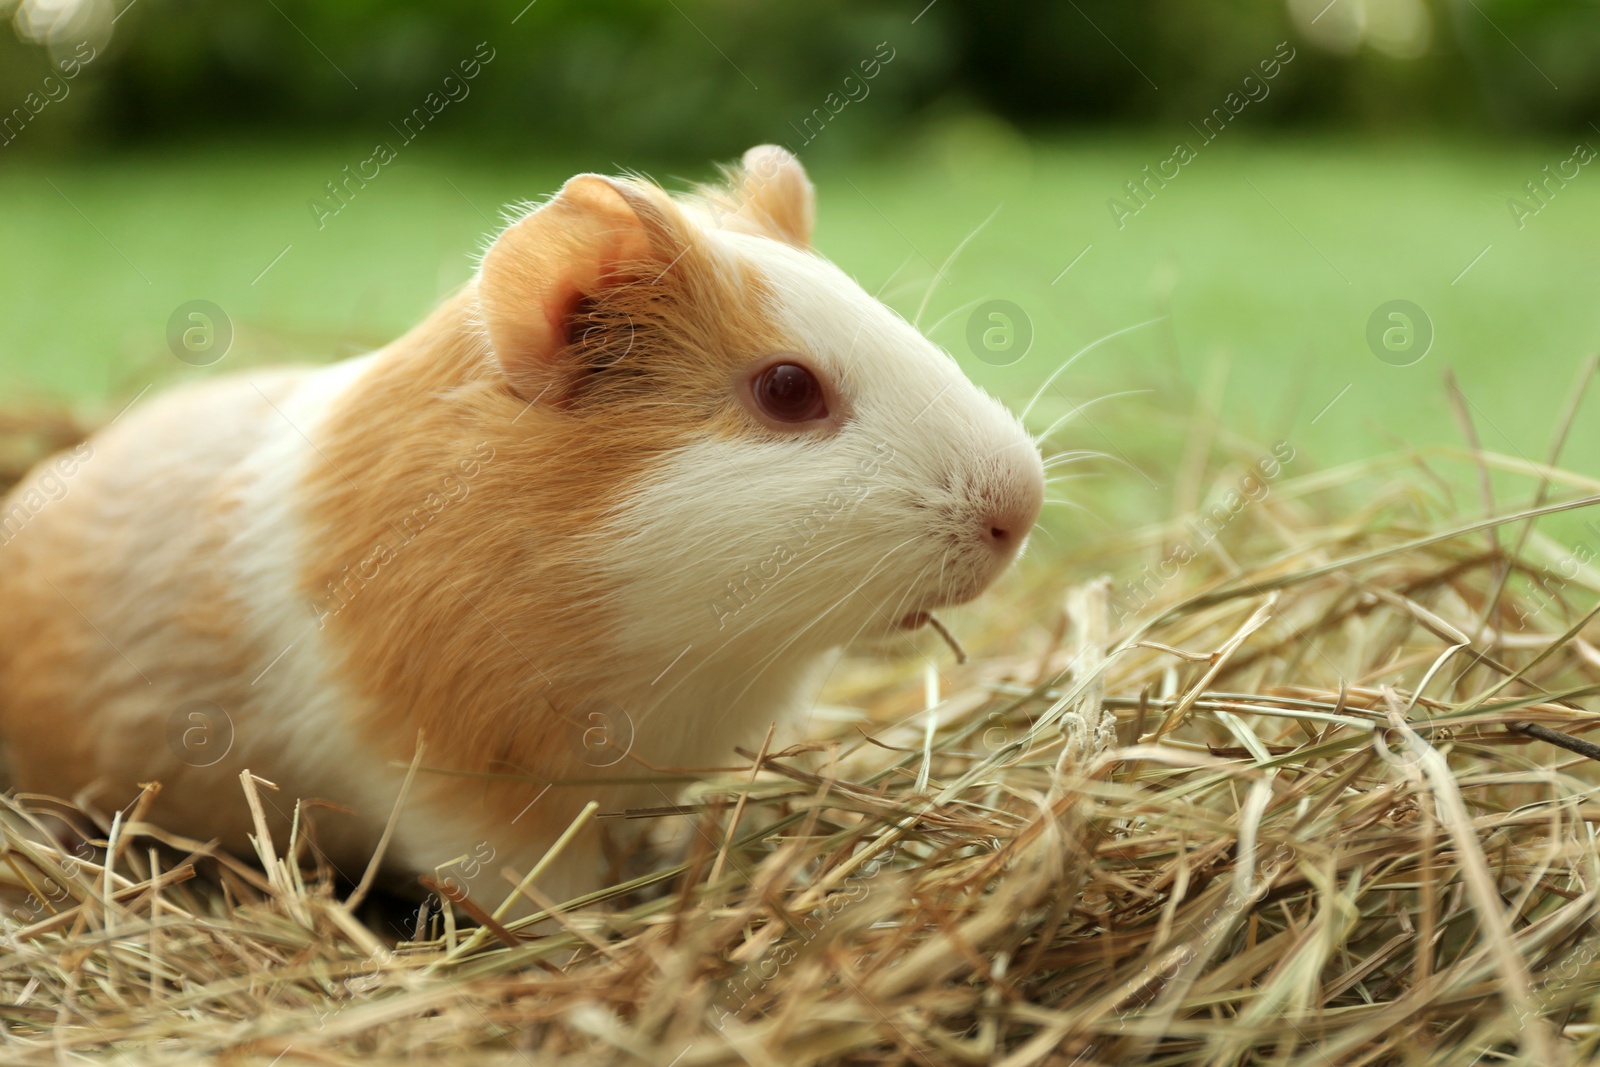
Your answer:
[727,145,815,248]
[477,174,668,401]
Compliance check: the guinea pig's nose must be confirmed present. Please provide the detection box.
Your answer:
[979,463,1044,554]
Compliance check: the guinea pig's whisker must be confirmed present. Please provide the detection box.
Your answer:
[934,539,951,596]
[1030,389,1150,447]
[716,536,926,709]
[923,296,990,343]
[1019,317,1164,422]
[1042,449,1108,471]
[879,274,936,307]
[765,534,919,650]
[876,556,934,639]
[913,203,1002,330]
[660,530,908,702]
[1041,473,1100,491]
[1038,497,1113,533]
[987,437,1044,461]
[746,535,920,658]
[885,558,937,628]
[1048,446,1143,480]
[799,554,938,690]
[872,252,919,300]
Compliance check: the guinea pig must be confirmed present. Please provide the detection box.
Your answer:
[0,145,1044,913]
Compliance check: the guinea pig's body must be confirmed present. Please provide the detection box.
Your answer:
[0,148,1044,909]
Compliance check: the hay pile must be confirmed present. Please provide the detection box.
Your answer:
[6,424,1600,1065]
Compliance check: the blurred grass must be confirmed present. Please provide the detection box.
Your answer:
[2,132,1598,513]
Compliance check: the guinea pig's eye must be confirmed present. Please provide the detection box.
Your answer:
[752,362,828,424]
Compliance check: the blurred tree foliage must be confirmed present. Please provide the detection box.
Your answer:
[0,0,1596,159]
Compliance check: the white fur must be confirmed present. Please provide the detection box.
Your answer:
[597,229,1044,775]
[229,356,606,898]
[216,353,445,873]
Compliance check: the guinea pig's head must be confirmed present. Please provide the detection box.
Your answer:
[475,146,1043,676]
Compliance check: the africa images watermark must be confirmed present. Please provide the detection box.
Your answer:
[1107,40,1298,230]
[1506,138,1597,231]
[1110,841,1295,1031]
[1510,516,1600,631]
[1111,441,1296,625]
[708,441,897,630]
[307,440,497,627]
[0,40,97,150]
[308,41,498,229]
[1512,921,1600,1029]
[0,442,94,548]
[1,840,96,937]
[713,839,903,1025]
[783,41,896,151]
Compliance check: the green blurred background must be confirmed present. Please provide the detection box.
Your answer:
[3,0,1599,554]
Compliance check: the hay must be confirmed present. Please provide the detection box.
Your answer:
[7,424,1600,1065]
